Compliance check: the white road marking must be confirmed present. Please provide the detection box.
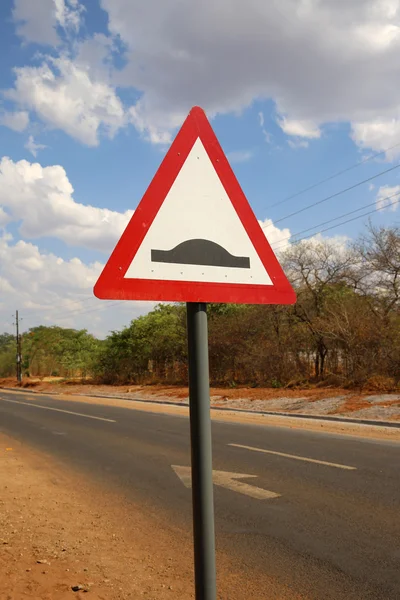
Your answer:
[0,397,116,423]
[229,443,356,470]
[172,465,280,500]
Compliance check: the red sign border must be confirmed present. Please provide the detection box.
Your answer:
[94,107,295,305]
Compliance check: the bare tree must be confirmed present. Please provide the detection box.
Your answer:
[354,223,400,318]
[282,239,355,378]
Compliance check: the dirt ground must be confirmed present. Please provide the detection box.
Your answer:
[1,379,400,422]
[0,433,196,600]
[0,433,303,600]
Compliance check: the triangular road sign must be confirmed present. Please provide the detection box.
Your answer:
[94,106,295,305]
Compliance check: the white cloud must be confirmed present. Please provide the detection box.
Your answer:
[303,234,350,251]
[278,117,321,139]
[0,233,152,337]
[354,22,400,50]
[351,118,400,161]
[257,111,272,144]
[267,222,351,254]
[0,110,29,132]
[24,135,47,157]
[0,207,11,228]
[75,33,115,79]
[8,0,400,156]
[0,275,16,295]
[12,0,84,45]
[263,130,272,144]
[281,235,351,265]
[0,235,100,290]
[13,0,59,45]
[0,157,133,251]
[227,150,253,164]
[93,0,400,156]
[259,218,291,252]
[6,56,126,146]
[376,184,400,211]
[54,0,84,33]
[128,104,174,145]
[0,231,101,310]
[288,139,309,150]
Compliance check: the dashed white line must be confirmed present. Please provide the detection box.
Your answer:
[0,397,116,423]
[229,443,357,470]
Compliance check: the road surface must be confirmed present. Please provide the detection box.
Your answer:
[1,389,399,599]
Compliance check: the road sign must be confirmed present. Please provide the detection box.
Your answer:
[94,106,297,600]
[94,106,295,305]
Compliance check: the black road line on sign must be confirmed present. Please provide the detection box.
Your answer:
[151,239,250,268]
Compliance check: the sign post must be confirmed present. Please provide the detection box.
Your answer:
[94,106,296,600]
[186,302,216,600]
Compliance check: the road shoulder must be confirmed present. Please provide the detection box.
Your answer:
[0,432,194,600]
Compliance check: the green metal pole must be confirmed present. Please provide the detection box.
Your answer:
[16,309,22,384]
[186,302,217,600]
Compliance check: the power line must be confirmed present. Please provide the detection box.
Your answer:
[264,162,400,228]
[269,189,400,249]
[23,300,123,325]
[22,295,96,318]
[266,140,400,211]
[23,297,106,321]
[49,301,123,323]
[271,194,400,252]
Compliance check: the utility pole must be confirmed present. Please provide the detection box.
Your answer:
[15,310,22,384]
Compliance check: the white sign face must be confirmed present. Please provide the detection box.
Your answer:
[124,138,273,286]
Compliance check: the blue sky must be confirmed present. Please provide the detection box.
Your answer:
[1,0,400,337]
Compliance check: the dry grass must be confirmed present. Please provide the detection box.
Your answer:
[0,378,352,402]
[2,378,400,421]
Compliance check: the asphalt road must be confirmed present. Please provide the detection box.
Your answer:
[1,390,399,599]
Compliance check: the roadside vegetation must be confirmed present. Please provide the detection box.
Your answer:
[2,224,400,391]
